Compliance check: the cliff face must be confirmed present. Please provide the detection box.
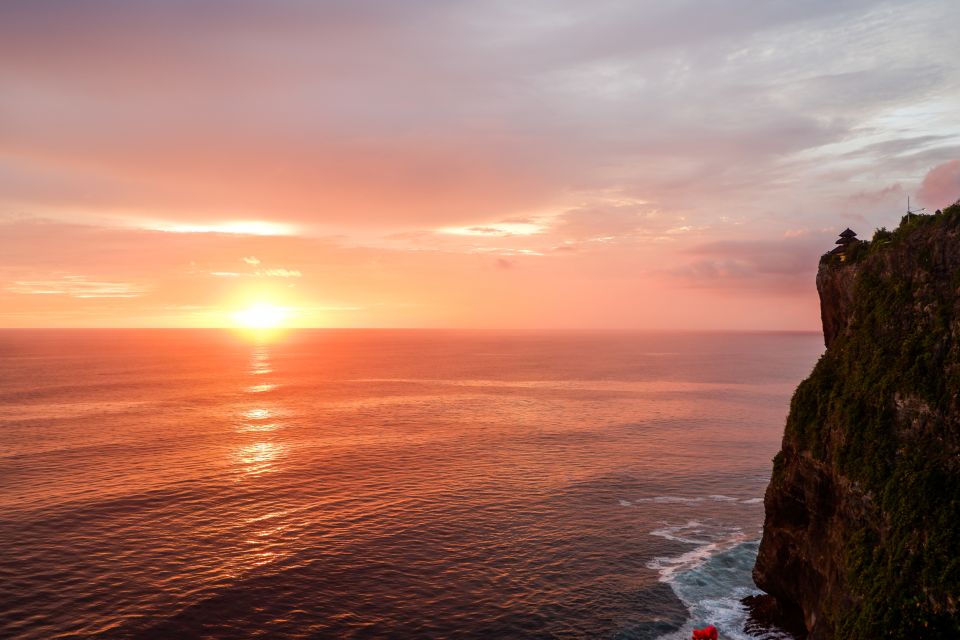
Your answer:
[754,204,960,639]
[815,259,858,349]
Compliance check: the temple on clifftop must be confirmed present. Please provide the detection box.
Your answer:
[830,227,858,261]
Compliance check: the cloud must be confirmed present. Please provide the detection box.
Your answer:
[1,0,958,235]
[844,183,904,207]
[242,256,261,265]
[257,268,301,278]
[917,160,960,209]
[439,222,546,237]
[549,201,682,244]
[148,221,298,236]
[7,275,145,298]
[668,233,836,293]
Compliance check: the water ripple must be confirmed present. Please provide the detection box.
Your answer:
[0,330,823,639]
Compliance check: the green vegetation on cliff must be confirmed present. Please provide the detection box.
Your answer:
[774,202,960,638]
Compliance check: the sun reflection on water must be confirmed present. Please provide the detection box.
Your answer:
[234,346,288,475]
[238,422,281,433]
[242,408,274,420]
[248,346,274,375]
[249,362,273,375]
[246,383,278,393]
[236,441,284,475]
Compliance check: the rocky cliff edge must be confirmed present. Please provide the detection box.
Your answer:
[753,202,960,639]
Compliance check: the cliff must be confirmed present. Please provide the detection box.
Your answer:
[753,203,960,639]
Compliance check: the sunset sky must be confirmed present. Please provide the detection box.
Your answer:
[2,0,959,329]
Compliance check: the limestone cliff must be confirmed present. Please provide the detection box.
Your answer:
[753,203,960,639]
[815,259,859,349]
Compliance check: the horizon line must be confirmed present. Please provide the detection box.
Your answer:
[0,326,823,333]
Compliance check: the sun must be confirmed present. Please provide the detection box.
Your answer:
[232,302,289,330]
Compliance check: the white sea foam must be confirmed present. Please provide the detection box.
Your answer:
[618,499,633,507]
[629,494,764,506]
[649,520,711,545]
[647,542,720,580]
[634,496,705,504]
[648,523,791,640]
[648,521,745,571]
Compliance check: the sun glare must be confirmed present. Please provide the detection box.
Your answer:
[233,303,289,330]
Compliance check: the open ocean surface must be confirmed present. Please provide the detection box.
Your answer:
[0,330,822,639]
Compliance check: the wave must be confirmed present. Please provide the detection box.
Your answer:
[621,494,763,505]
[649,525,793,640]
[649,520,714,546]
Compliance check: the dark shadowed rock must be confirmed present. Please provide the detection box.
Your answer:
[742,594,807,639]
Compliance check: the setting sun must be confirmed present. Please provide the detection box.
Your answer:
[232,303,289,330]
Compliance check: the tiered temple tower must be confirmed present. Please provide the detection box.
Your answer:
[831,228,858,261]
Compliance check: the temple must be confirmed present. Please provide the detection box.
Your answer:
[830,228,859,261]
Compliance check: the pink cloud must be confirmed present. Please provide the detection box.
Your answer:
[844,183,903,206]
[917,160,960,209]
[667,232,836,294]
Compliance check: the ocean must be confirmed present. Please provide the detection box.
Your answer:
[0,330,822,639]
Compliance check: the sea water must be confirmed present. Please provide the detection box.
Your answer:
[0,330,821,639]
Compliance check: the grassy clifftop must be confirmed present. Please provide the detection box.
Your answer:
[755,202,960,638]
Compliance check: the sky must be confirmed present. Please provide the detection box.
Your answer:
[1,0,959,329]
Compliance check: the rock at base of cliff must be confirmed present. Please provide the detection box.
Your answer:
[741,594,807,639]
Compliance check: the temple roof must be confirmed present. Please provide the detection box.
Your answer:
[835,228,859,245]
